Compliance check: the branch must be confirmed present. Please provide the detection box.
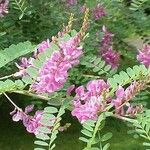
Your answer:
[11,90,49,101]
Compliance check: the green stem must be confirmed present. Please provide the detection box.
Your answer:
[11,90,49,101]
[87,115,104,149]
[112,114,137,123]
[98,131,103,150]
[3,93,22,111]
[0,74,14,80]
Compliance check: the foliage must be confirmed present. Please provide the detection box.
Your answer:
[0,41,35,69]
[0,0,150,150]
[34,105,65,150]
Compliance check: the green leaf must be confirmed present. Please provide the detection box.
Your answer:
[50,130,58,145]
[104,65,111,72]
[143,142,150,147]
[101,132,113,142]
[71,30,77,36]
[85,0,97,8]
[36,133,50,140]
[79,137,89,143]
[50,144,56,150]
[42,114,56,120]
[44,107,58,114]
[84,120,96,127]
[34,140,48,146]
[34,148,46,150]
[26,67,38,79]
[126,67,135,78]
[57,108,65,117]
[83,124,94,132]
[103,143,110,150]
[32,58,43,68]
[40,119,54,126]
[22,76,33,84]
[0,41,35,69]
[91,148,100,150]
[81,129,92,137]
[37,126,51,134]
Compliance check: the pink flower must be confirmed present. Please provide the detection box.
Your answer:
[126,105,143,117]
[101,47,120,69]
[80,5,86,13]
[137,44,150,67]
[100,26,114,52]
[10,105,44,135]
[99,26,120,69]
[72,80,110,123]
[112,81,143,116]
[15,57,34,76]
[92,4,106,20]
[32,36,83,94]
[0,0,9,17]
[34,39,50,57]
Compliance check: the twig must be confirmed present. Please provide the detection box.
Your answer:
[3,93,22,111]
[0,74,14,80]
[12,90,49,101]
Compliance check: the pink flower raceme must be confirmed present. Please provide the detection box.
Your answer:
[72,80,110,123]
[126,105,143,117]
[100,26,114,52]
[99,26,120,69]
[0,0,9,17]
[137,44,150,67]
[32,36,83,94]
[10,105,44,135]
[112,82,143,116]
[80,5,86,13]
[101,47,120,69]
[92,4,106,20]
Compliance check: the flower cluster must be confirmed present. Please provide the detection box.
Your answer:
[0,0,9,17]
[72,80,144,123]
[10,105,44,135]
[92,4,106,20]
[32,35,83,94]
[100,26,120,69]
[72,80,110,123]
[112,81,143,116]
[137,44,150,67]
[101,47,120,69]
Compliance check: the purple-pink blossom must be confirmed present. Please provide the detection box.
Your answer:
[0,0,9,17]
[101,47,120,69]
[34,39,50,57]
[32,35,83,94]
[92,4,106,20]
[10,105,43,135]
[112,82,143,116]
[72,80,110,123]
[99,26,120,69]
[137,44,150,67]
[100,26,114,52]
